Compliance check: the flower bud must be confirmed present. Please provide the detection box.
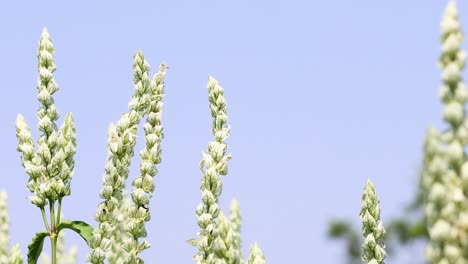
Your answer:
[28,195,47,207]
[442,34,461,54]
[443,101,464,124]
[455,82,468,103]
[198,213,212,229]
[447,141,464,163]
[442,63,460,84]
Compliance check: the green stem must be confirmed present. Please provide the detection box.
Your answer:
[50,200,56,232]
[40,207,50,233]
[50,200,56,264]
[51,234,57,264]
[56,198,62,225]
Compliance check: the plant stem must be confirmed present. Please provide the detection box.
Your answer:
[50,200,56,264]
[51,234,57,264]
[40,207,50,233]
[56,198,62,225]
[50,200,56,232]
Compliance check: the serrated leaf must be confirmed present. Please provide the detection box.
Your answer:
[27,231,49,264]
[57,220,93,246]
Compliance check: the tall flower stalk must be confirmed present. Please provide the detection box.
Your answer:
[123,63,167,263]
[15,28,77,264]
[360,179,386,264]
[423,1,468,262]
[88,50,167,264]
[0,191,24,264]
[193,77,232,263]
[87,50,150,263]
[423,127,455,262]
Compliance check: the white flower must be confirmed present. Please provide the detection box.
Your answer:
[445,243,461,260]
[425,243,441,260]
[442,34,462,54]
[360,180,386,264]
[455,82,468,103]
[461,162,468,185]
[429,183,447,202]
[452,187,465,202]
[430,220,451,241]
[428,156,447,176]
[458,212,468,228]
[443,101,464,124]
[439,85,451,102]
[442,63,460,84]
[447,141,464,163]
[441,201,456,219]
[441,2,460,35]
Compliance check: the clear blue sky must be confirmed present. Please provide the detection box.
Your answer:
[0,1,466,263]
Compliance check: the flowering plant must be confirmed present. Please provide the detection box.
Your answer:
[4,27,265,264]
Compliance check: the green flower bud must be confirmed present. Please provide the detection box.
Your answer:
[360,179,386,264]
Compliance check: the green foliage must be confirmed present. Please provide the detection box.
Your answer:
[56,221,93,246]
[27,232,49,264]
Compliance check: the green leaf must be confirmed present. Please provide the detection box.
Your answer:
[57,220,94,246]
[27,231,49,264]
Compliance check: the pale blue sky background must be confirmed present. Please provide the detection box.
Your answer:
[0,1,467,263]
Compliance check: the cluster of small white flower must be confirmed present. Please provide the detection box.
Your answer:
[9,25,265,264]
[212,200,243,264]
[123,62,167,263]
[421,1,468,263]
[14,28,78,264]
[107,193,131,264]
[193,77,233,263]
[16,28,77,209]
[0,191,23,264]
[360,180,386,264]
[88,51,167,264]
[190,77,265,264]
